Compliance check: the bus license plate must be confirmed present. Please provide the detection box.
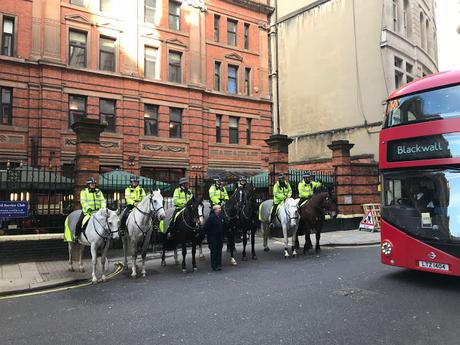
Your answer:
[418,261,449,271]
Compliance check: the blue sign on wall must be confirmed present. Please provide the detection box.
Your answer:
[0,201,29,219]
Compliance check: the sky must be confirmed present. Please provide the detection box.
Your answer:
[436,0,460,71]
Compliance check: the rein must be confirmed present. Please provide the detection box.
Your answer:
[283,201,300,222]
[129,195,164,239]
[180,204,202,231]
[92,212,118,241]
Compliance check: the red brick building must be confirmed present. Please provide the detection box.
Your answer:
[0,0,273,181]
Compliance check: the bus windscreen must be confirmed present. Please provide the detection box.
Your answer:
[384,84,460,128]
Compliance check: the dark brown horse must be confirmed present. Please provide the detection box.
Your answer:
[296,189,338,253]
[237,184,259,260]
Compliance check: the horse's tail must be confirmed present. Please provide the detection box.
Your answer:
[258,203,263,221]
[64,216,72,242]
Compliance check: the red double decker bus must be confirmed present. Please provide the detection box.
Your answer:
[380,70,460,276]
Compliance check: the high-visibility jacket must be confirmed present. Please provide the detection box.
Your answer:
[273,182,292,205]
[125,185,146,206]
[173,187,193,209]
[80,188,106,215]
[298,180,322,199]
[209,184,229,205]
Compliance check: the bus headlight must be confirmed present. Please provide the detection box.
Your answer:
[381,241,393,256]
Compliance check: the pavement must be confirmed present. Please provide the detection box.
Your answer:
[0,229,380,296]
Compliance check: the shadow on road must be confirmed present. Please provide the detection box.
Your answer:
[384,269,460,290]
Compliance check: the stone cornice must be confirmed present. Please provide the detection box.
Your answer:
[221,0,274,15]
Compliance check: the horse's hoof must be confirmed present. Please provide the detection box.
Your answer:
[293,251,297,257]
[68,267,74,272]
[131,272,137,278]
[101,275,107,282]
[92,278,97,284]
[142,272,146,278]
[242,256,248,261]
[252,255,258,260]
[161,261,166,267]
[182,268,187,273]
[230,258,237,266]
[263,247,270,252]
[199,254,205,259]
[193,267,198,272]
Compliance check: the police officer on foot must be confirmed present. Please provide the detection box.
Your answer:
[204,204,226,271]
[168,177,193,235]
[75,177,106,242]
[298,172,322,205]
[209,177,229,207]
[120,177,146,233]
[269,173,292,229]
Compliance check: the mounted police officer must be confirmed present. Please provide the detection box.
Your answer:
[75,177,106,242]
[209,177,229,207]
[167,177,193,234]
[238,176,249,189]
[269,173,292,228]
[120,176,146,234]
[298,172,322,205]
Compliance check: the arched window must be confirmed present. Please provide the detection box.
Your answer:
[419,12,425,49]
[403,0,411,37]
[392,0,399,32]
[425,19,430,53]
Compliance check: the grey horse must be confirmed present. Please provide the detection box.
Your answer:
[121,190,166,278]
[64,208,120,283]
[259,198,300,258]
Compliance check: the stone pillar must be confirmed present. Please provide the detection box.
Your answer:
[71,119,106,208]
[328,140,354,215]
[265,134,293,190]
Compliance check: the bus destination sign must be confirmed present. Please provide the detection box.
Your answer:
[387,133,460,162]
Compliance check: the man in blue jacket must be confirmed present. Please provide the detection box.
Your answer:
[204,204,226,271]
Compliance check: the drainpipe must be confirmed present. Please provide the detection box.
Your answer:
[274,0,281,135]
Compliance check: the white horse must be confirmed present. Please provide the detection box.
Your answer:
[64,208,120,283]
[259,198,300,258]
[121,190,166,278]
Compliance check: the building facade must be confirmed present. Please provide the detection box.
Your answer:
[269,0,438,168]
[0,0,273,182]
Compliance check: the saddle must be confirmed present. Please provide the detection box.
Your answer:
[64,212,91,243]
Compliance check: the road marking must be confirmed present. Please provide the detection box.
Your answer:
[0,262,124,301]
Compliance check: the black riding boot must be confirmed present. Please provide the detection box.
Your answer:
[119,205,133,235]
[167,209,179,239]
[270,204,278,228]
[74,212,85,242]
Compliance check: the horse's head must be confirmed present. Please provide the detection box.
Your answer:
[321,190,339,218]
[148,189,166,220]
[96,208,120,239]
[187,196,205,227]
[285,198,300,228]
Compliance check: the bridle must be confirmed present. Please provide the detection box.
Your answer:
[284,200,300,224]
[239,189,256,222]
[181,201,203,231]
[222,194,239,221]
[134,194,164,221]
[92,210,119,241]
[130,194,164,237]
